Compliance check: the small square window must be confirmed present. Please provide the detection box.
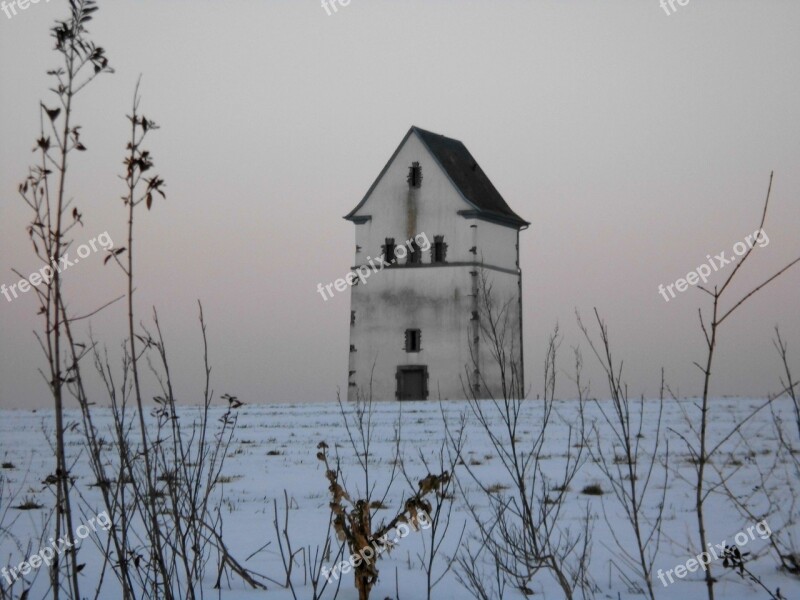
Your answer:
[405,329,421,352]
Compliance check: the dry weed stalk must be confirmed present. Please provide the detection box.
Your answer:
[577,309,669,600]
[318,441,449,600]
[15,2,112,596]
[453,273,593,599]
[15,2,265,597]
[397,407,467,600]
[673,172,800,600]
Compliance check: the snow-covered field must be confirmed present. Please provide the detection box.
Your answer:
[0,398,798,599]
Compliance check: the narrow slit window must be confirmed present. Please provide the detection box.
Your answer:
[433,235,447,263]
[383,238,396,264]
[407,162,422,188]
[408,240,422,264]
[405,329,421,352]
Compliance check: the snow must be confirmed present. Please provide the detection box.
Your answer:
[0,398,797,599]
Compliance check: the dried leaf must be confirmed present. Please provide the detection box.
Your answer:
[43,105,61,121]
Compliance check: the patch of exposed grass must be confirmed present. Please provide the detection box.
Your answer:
[13,496,43,510]
[581,484,604,496]
[215,474,242,484]
[487,483,510,494]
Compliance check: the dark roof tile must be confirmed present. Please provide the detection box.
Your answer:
[411,127,528,228]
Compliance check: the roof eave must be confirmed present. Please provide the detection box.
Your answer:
[343,215,371,224]
[457,209,530,230]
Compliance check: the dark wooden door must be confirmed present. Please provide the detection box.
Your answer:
[397,367,427,400]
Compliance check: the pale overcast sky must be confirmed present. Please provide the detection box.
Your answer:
[1,0,799,409]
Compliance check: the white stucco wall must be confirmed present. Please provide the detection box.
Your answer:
[475,220,519,271]
[348,265,521,401]
[350,133,476,266]
[347,130,524,401]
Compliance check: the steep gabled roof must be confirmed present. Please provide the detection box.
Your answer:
[344,126,529,229]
